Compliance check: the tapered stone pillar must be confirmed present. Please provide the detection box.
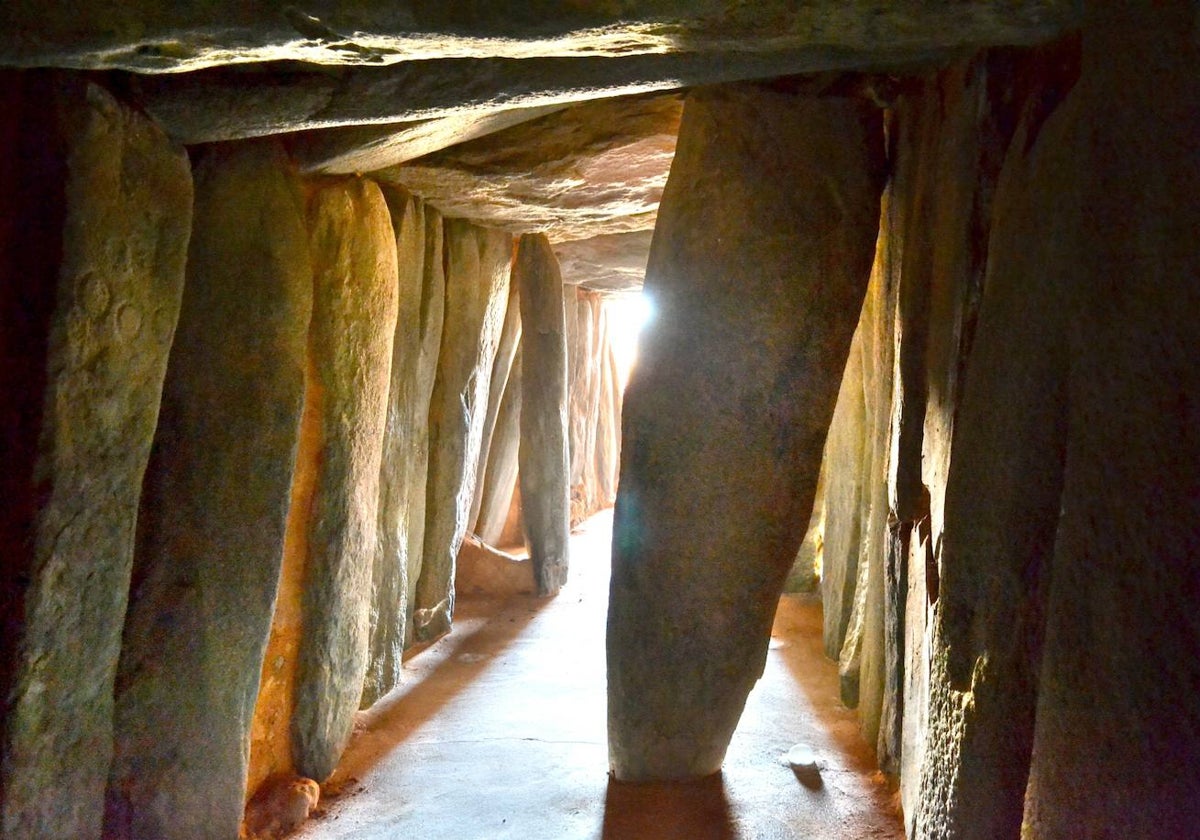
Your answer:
[607,83,885,780]
[415,220,512,640]
[0,73,191,840]
[475,344,524,545]
[104,140,311,840]
[469,280,523,534]
[291,179,399,781]
[362,188,444,708]
[515,234,571,595]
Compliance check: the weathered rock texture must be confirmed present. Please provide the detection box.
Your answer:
[378,94,681,242]
[104,140,311,840]
[362,187,444,709]
[801,43,1083,838]
[292,104,569,177]
[468,281,523,535]
[0,72,191,840]
[472,344,524,547]
[804,12,1200,839]
[415,220,512,640]
[131,48,963,148]
[515,234,572,595]
[0,2,1076,72]
[291,179,399,782]
[553,230,653,293]
[1023,5,1200,836]
[565,288,623,525]
[607,83,885,780]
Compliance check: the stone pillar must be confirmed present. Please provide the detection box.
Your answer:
[515,233,572,595]
[291,179,399,780]
[362,187,444,708]
[469,280,523,534]
[415,220,512,640]
[0,72,191,840]
[1024,4,1200,836]
[103,139,311,840]
[475,342,524,546]
[607,83,885,780]
[403,206,447,646]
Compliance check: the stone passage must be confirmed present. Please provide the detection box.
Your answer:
[607,82,886,780]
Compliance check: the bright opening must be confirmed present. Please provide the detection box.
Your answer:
[606,290,654,391]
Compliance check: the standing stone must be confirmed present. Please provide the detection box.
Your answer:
[607,83,885,780]
[292,179,399,780]
[594,338,622,505]
[362,188,443,708]
[468,280,523,534]
[0,72,191,840]
[415,220,512,640]
[103,139,311,840]
[515,233,572,595]
[1025,5,1200,836]
[820,328,867,659]
[403,207,447,647]
[475,343,524,546]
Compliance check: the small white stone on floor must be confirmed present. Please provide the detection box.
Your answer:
[783,743,822,774]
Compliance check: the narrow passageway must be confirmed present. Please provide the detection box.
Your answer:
[294,511,902,840]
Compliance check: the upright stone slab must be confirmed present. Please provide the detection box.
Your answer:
[415,220,512,640]
[819,328,867,660]
[515,234,572,595]
[607,83,885,780]
[0,72,191,840]
[362,188,442,708]
[475,344,524,546]
[403,207,447,647]
[103,140,311,840]
[292,179,399,780]
[1026,5,1200,836]
[468,280,523,534]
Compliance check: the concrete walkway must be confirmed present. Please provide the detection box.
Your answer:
[294,509,904,840]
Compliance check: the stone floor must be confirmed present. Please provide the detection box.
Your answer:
[294,509,904,840]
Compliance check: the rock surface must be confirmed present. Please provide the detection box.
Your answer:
[473,345,524,547]
[454,536,534,598]
[468,281,523,535]
[1024,6,1200,836]
[565,289,622,525]
[292,179,399,782]
[515,234,573,596]
[104,139,312,840]
[362,188,443,708]
[0,73,191,840]
[0,2,1076,72]
[292,104,569,176]
[378,94,682,242]
[607,83,885,780]
[415,220,512,640]
[553,231,653,293]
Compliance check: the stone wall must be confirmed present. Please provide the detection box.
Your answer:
[815,8,1200,837]
[0,69,553,838]
[565,287,624,525]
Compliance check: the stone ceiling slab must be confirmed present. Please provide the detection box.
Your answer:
[132,48,932,144]
[0,2,1076,72]
[375,94,682,242]
[553,231,655,293]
